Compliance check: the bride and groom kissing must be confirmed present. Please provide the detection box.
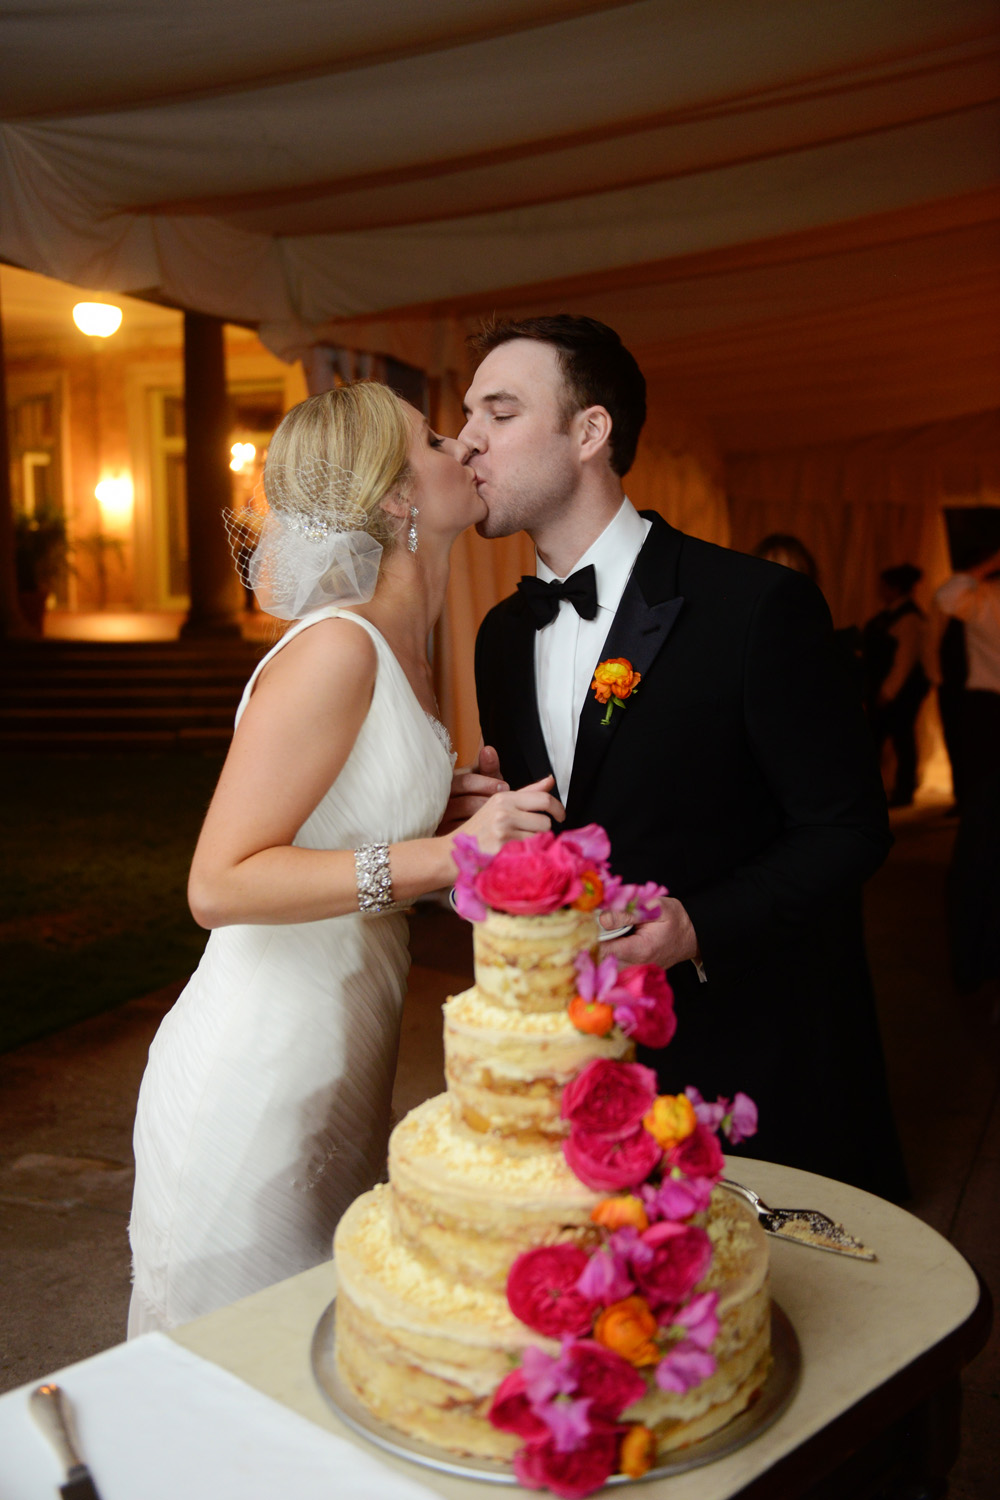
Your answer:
[128,314,906,1336]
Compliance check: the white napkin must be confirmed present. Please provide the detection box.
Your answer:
[0,1331,441,1500]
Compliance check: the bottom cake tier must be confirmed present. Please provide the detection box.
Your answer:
[333,1182,772,1464]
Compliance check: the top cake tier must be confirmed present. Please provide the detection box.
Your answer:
[472,907,600,1012]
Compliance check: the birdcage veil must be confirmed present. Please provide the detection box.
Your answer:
[223,457,383,620]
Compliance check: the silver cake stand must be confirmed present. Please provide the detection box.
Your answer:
[311,1300,800,1487]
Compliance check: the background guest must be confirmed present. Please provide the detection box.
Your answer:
[862,564,930,808]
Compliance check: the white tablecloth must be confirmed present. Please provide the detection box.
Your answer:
[0,1331,439,1500]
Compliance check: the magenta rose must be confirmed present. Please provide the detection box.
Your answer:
[488,1368,549,1441]
[513,1431,620,1500]
[634,1222,713,1313]
[476,832,584,915]
[568,1340,647,1418]
[666,1122,725,1182]
[564,1125,662,1193]
[613,964,677,1049]
[507,1246,598,1338]
[561,1060,658,1140]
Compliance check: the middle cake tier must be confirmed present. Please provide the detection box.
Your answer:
[389,1092,603,1293]
[444,982,633,1144]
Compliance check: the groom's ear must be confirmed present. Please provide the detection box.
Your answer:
[576,405,613,465]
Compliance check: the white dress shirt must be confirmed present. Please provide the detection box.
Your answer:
[935,573,1000,693]
[534,498,650,802]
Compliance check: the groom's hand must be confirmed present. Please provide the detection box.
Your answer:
[601,897,700,970]
[437,744,507,835]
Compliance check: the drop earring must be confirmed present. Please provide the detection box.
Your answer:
[407,506,419,554]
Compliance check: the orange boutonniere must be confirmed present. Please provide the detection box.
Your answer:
[591,658,641,725]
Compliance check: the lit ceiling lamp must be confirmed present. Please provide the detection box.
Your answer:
[230,442,256,473]
[73,301,123,337]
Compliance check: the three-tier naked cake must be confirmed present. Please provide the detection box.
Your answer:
[333,828,771,1495]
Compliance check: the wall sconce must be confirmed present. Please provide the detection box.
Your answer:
[73,302,123,337]
[230,441,256,473]
[95,474,134,528]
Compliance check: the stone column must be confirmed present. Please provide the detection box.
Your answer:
[0,279,32,638]
[180,311,242,638]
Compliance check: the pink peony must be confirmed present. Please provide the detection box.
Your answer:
[568,1340,647,1418]
[476,832,584,915]
[634,1222,713,1313]
[507,1246,598,1338]
[513,1431,620,1500]
[613,964,677,1049]
[488,1368,550,1441]
[561,1060,658,1140]
[666,1122,725,1182]
[564,1126,662,1193]
[654,1340,716,1394]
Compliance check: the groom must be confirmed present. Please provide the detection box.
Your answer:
[456,314,907,1200]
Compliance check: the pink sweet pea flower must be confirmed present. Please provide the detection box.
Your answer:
[558,824,612,870]
[641,1174,714,1222]
[672,1290,720,1350]
[684,1086,727,1131]
[575,1246,635,1305]
[722,1092,758,1144]
[601,878,668,923]
[574,950,621,1006]
[521,1343,578,1405]
[655,1340,717,1394]
[451,833,493,922]
[539,1396,594,1454]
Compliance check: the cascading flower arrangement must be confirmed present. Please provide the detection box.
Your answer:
[451,823,758,1498]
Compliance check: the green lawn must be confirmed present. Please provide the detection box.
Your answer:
[0,752,225,1053]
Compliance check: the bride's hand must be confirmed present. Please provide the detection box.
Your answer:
[455,775,565,854]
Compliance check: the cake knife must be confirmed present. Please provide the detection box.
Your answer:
[722,1179,877,1260]
[29,1382,103,1500]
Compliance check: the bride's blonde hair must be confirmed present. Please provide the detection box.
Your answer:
[263,382,411,552]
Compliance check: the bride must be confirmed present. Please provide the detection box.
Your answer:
[128,381,561,1334]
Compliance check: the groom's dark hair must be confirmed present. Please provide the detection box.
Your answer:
[468,315,647,476]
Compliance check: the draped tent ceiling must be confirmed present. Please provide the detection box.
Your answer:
[2,0,999,450]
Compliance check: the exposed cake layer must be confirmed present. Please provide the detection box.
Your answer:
[389,1093,602,1290]
[445,983,633,1142]
[472,908,598,1012]
[333,1185,770,1463]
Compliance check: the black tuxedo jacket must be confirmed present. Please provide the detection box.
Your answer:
[475,514,907,1198]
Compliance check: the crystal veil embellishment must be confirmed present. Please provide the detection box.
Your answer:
[224,459,383,620]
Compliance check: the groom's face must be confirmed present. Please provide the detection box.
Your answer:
[459,339,579,539]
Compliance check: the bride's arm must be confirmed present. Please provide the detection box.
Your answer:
[188,619,560,929]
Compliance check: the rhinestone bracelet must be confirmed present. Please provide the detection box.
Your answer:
[354,842,394,914]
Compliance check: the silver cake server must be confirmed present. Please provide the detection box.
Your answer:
[722,1178,877,1260]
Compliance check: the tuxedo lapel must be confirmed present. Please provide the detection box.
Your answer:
[566,515,684,815]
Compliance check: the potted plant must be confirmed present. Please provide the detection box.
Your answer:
[14,505,71,632]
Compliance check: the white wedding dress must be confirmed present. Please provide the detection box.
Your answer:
[128,608,455,1335]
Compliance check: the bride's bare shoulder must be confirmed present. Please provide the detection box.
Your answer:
[255,615,377,699]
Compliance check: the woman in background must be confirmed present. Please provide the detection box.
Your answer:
[862,563,930,807]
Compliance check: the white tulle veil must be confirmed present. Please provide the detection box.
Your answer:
[224,458,384,620]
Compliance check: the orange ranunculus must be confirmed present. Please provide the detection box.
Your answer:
[594,1296,660,1366]
[619,1424,657,1479]
[643,1093,697,1151]
[568,994,615,1036]
[591,658,641,706]
[573,869,605,912]
[590,1194,650,1232]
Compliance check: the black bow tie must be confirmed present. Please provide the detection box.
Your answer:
[516,565,599,629]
